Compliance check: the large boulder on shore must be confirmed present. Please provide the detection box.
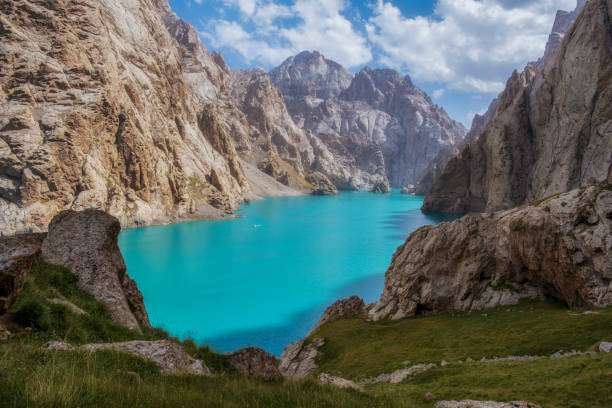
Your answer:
[370,184,612,320]
[227,347,282,381]
[41,209,150,331]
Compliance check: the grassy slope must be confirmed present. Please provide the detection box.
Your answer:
[2,262,611,407]
[314,301,612,378]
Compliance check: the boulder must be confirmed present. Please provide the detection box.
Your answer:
[319,373,363,391]
[41,210,150,331]
[370,180,391,194]
[0,233,44,314]
[306,172,338,196]
[45,340,210,376]
[436,402,541,408]
[599,341,612,353]
[227,347,282,381]
[311,296,365,333]
[401,185,417,195]
[372,185,612,320]
[279,337,324,379]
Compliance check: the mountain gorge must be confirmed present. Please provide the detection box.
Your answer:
[0,0,465,235]
[423,0,612,213]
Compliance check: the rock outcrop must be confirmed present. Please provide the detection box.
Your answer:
[279,337,324,379]
[306,172,337,196]
[0,233,44,314]
[227,347,282,381]
[311,296,365,333]
[436,401,541,408]
[371,184,612,320]
[271,53,465,191]
[424,0,612,213]
[41,209,149,331]
[46,340,210,375]
[318,373,363,391]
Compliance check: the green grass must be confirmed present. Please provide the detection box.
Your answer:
[370,353,612,408]
[0,339,389,408]
[3,262,612,407]
[314,300,612,379]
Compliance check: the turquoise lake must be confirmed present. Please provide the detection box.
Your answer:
[119,191,448,355]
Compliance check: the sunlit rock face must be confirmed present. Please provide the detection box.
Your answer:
[270,52,466,191]
[423,0,612,214]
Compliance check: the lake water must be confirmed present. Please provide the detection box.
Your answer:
[119,191,448,355]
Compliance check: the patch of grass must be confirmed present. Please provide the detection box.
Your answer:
[314,300,612,379]
[0,339,390,408]
[370,353,612,408]
[9,261,163,344]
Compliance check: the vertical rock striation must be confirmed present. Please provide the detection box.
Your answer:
[423,0,612,213]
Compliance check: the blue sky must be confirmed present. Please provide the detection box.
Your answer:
[170,0,576,126]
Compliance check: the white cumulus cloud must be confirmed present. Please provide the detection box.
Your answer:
[366,0,576,93]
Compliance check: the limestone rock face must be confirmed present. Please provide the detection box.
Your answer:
[279,337,324,379]
[0,0,270,235]
[41,209,149,331]
[372,185,612,321]
[424,0,612,213]
[0,233,44,314]
[227,347,282,381]
[270,54,465,191]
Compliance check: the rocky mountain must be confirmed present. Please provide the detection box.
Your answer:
[423,0,612,213]
[270,52,466,190]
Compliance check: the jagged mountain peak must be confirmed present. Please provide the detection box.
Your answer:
[269,50,353,99]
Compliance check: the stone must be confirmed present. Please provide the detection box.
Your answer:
[45,341,74,351]
[81,340,210,376]
[370,180,391,194]
[319,373,363,391]
[0,322,10,341]
[41,209,149,331]
[279,337,324,379]
[372,185,612,320]
[424,0,612,214]
[436,402,541,408]
[0,233,44,314]
[47,298,87,316]
[311,296,365,333]
[599,341,612,353]
[401,185,417,195]
[226,347,282,381]
[361,363,436,385]
[306,172,338,196]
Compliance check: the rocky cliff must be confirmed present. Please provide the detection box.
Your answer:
[371,184,612,320]
[0,0,316,235]
[423,0,612,213]
[270,52,466,190]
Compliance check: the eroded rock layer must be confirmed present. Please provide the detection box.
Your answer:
[371,184,612,320]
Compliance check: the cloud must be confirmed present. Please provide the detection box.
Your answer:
[366,0,576,93]
[432,88,445,99]
[203,0,372,67]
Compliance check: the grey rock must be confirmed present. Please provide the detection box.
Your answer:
[361,363,436,385]
[0,233,44,314]
[436,401,541,408]
[311,296,365,333]
[319,373,363,391]
[47,298,87,316]
[279,337,324,379]
[306,172,338,196]
[370,180,391,194]
[227,347,282,381]
[46,340,210,375]
[599,341,612,353]
[0,322,10,341]
[401,185,417,195]
[41,209,149,331]
[373,185,612,320]
[424,0,612,214]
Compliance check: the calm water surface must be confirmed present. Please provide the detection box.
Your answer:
[119,191,448,355]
